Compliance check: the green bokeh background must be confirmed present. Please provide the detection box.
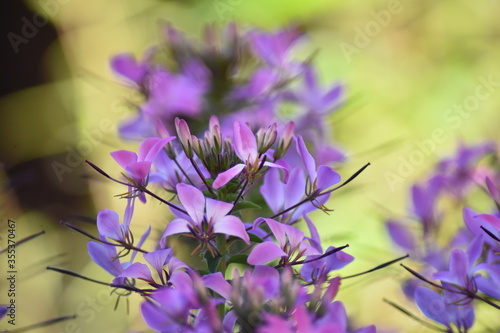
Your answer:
[1,0,499,332]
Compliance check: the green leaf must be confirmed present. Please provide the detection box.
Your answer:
[249,233,264,243]
[204,251,223,273]
[232,201,262,212]
[227,254,249,265]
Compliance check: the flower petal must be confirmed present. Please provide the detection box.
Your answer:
[161,218,191,247]
[303,214,321,252]
[110,150,137,170]
[119,262,154,282]
[111,53,147,83]
[96,209,123,241]
[247,242,286,265]
[282,224,305,251]
[260,168,285,214]
[296,136,316,182]
[141,301,172,331]
[233,121,258,162]
[144,249,173,277]
[205,198,233,222]
[128,161,153,179]
[213,215,250,244]
[414,287,450,327]
[476,213,500,229]
[212,164,245,189]
[316,165,341,191]
[169,270,192,289]
[386,220,416,251]
[138,137,175,162]
[87,242,123,277]
[176,183,205,224]
[284,168,306,212]
[202,272,232,300]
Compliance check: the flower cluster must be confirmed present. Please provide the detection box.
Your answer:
[10,21,494,333]
[46,23,387,333]
[81,113,377,332]
[386,142,500,331]
[111,24,345,165]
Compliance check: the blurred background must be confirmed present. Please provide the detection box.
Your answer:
[1,0,499,331]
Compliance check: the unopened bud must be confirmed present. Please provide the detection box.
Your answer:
[191,136,204,158]
[256,123,277,154]
[175,118,193,158]
[209,116,223,153]
[273,121,295,160]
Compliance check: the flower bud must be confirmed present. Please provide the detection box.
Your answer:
[191,136,204,158]
[209,116,223,153]
[256,123,277,155]
[273,121,295,160]
[175,118,193,158]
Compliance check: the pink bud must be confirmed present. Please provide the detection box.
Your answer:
[273,121,295,160]
[175,118,193,158]
[155,118,171,138]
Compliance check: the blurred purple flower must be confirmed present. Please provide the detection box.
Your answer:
[111,47,156,85]
[435,141,496,197]
[415,286,475,330]
[141,69,207,120]
[248,26,303,71]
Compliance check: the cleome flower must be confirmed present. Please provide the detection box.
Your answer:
[117,248,190,289]
[161,183,250,255]
[247,218,320,266]
[212,121,286,189]
[111,136,174,202]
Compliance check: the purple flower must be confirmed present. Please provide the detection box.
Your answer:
[463,208,500,247]
[432,244,482,296]
[260,167,309,223]
[141,68,207,120]
[248,26,303,71]
[415,286,475,330]
[474,258,500,298]
[300,215,354,283]
[435,141,496,197]
[286,66,343,115]
[111,136,174,202]
[212,121,284,189]
[409,176,443,236]
[87,225,150,284]
[161,183,250,252]
[486,176,500,206]
[386,219,417,252]
[258,300,376,333]
[140,273,221,333]
[117,248,190,288]
[119,114,158,140]
[296,135,341,193]
[231,67,280,101]
[95,201,134,244]
[203,266,311,332]
[149,149,203,192]
[248,218,320,265]
[110,47,156,85]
